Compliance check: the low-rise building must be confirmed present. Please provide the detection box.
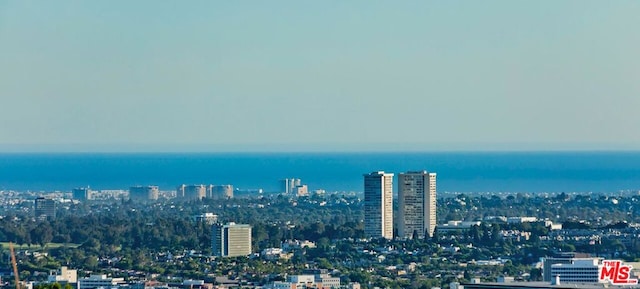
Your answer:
[294,185,309,197]
[550,258,602,284]
[78,275,125,289]
[437,221,482,232]
[48,266,77,284]
[281,240,316,251]
[507,217,538,224]
[194,213,218,225]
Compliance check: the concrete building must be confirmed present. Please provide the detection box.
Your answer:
[281,178,301,194]
[281,240,316,251]
[436,221,482,233]
[507,217,538,224]
[397,171,437,238]
[542,253,593,282]
[294,185,309,197]
[461,282,608,289]
[302,269,341,288]
[129,185,159,201]
[212,222,252,257]
[208,185,234,199]
[264,271,345,289]
[35,197,56,219]
[364,171,394,239]
[549,258,602,284]
[48,266,77,284]
[176,184,207,200]
[72,187,92,201]
[77,275,125,289]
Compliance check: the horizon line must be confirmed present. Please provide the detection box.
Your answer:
[1,143,639,154]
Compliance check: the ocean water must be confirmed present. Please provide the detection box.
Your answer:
[0,152,639,193]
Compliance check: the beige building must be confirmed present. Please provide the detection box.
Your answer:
[176,184,207,200]
[398,171,437,238]
[294,185,309,197]
[129,185,159,201]
[208,185,234,199]
[212,222,252,257]
[48,266,77,284]
[364,171,394,239]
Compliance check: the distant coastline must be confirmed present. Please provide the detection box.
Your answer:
[1,151,639,193]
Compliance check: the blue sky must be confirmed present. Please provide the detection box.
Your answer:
[1,1,639,151]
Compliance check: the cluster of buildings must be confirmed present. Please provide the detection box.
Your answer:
[43,266,359,289]
[263,269,358,289]
[281,178,308,197]
[44,268,125,289]
[459,253,640,289]
[43,268,220,289]
[71,188,128,201]
[71,184,234,202]
[175,184,234,200]
[364,170,437,240]
[261,240,317,260]
[205,170,438,260]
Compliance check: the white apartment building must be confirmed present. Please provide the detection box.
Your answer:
[397,171,437,238]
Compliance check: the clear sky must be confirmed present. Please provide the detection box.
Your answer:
[1,1,639,152]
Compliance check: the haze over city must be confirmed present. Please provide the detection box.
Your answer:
[3,2,640,289]
[1,1,640,152]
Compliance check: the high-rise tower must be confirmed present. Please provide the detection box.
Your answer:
[35,197,56,219]
[398,171,437,238]
[364,171,394,239]
[212,222,252,257]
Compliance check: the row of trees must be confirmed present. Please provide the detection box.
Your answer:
[0,196,365,262]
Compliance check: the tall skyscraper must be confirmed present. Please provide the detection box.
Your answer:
[364,171,394,239]
[129,185,159,201]
[35,197,56,219]
[398,171,437,238]
[212,222,252,257]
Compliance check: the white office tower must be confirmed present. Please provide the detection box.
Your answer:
[398,171,437,238]
[212,222,252,257]
[364,171,394,239]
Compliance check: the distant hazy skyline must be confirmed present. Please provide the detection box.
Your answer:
[1,1,639,152]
